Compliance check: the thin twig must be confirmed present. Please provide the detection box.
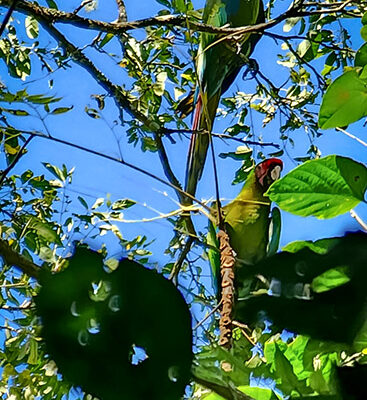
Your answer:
[169,236,194,283]
[20,130,211,213]
[0,136,33,186]
[194,300,222,330]
[336,127,367,147]
[350,209,367,232]
[73,0,94,15]
[163,128,280,148]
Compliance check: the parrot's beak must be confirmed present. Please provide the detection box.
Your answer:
[270,165,282,181]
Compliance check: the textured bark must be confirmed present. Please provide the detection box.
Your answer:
[218,230,236,348]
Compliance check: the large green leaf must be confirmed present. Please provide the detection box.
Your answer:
[36,247,193,400]
[266,155,367,219]
[236,232,367,344]
[318,68,367,129]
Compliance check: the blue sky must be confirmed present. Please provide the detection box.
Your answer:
[1,0,366,300]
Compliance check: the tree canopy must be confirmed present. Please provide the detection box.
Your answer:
[0,0,367,399]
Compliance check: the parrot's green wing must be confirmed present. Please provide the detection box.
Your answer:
[207,216,221,299]
[267,206,282,257]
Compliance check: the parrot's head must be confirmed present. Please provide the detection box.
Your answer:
[255,158,283,190]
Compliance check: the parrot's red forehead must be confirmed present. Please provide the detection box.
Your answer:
[260,158,283,170]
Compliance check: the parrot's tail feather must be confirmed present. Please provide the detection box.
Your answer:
[192,93,202,132]
[184,94,203,198]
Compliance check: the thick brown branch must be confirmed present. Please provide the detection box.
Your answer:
[0,0,359,36]
[218,230,236,349]
[0,239,41,279]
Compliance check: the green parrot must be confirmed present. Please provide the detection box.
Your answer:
[208,158,283,296]
[184,0,265,199]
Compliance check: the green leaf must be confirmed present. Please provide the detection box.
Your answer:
[361,26,367,42]
[42,163,66,182]
[85,107,100,118]
[355,43,367,68]
[267,342,310,394]
[156,0,171,7]
[51,106,73,114]
[99,33,114,48]
[193,346,251,388]
[111,199,136,210]
[46,0,58,9]
[152,71,167,96]
[319,68,367,129]
[77,196,89,209]
[27,339,38,364]
[28,217,62,245]
[91,198,104,209]
[283,238,340,254]
[219,146,252,161]
[267,155,367,219]
[311,266,350,293]
[26,94,61,104]
[283,17,301,33]
[25,16,39,39]
[3,108,29,116]
[203,386,277,400]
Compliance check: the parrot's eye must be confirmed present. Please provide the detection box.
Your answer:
[270,165,282,181]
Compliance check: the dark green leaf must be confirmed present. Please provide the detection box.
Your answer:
[51,106,73,115]
[236,232,367,343]
[77,196,89,209]
[36,248,192,400]
[111,199,136,210]
[46,0,58,9]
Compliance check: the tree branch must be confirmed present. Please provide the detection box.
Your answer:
[115,0,127,23]
[0,0,359,37]
[0,238,41,279]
